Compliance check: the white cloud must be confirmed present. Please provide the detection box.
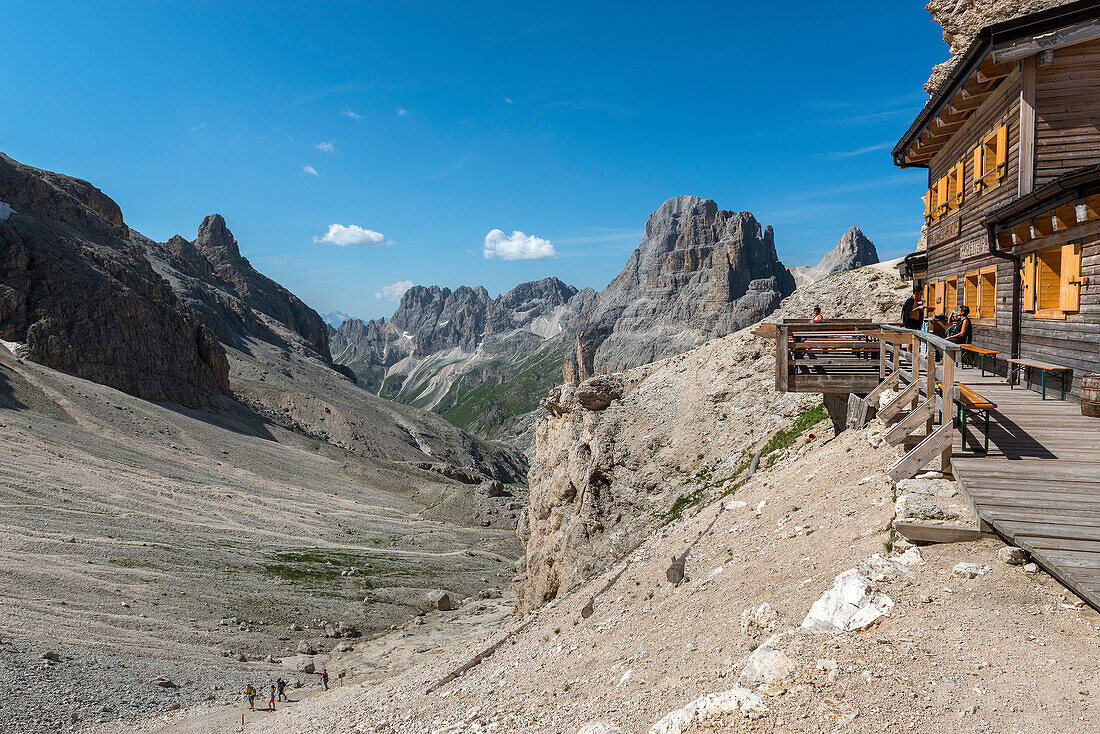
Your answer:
[482,229,559,261]
[302,165,319,177]
[825,141,894,160]
[315,141,336,153]
[504,96,513,104]
[343,109,362,119]
[375,280,414,300]
[314,224,392,247]
[396,107,408,116]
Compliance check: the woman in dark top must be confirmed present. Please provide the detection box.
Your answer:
[946,305,973,344]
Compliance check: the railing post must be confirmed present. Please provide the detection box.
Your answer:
[879,338,886,379]
[893,340,901,372]
[776,324,789,392]
[911,335,920,386]
[941,347,955,471]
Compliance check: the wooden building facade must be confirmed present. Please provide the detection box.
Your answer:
[893,1,1100,395]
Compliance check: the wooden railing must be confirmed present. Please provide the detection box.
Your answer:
[768,320,963,480]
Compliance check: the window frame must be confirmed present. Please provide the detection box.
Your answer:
[973,123,1008,195]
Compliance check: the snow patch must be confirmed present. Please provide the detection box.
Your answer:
[0,200,14,220]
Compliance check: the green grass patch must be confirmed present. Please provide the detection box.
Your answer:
[759,403,828,468]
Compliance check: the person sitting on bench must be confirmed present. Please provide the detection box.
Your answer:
[945,305,972,345]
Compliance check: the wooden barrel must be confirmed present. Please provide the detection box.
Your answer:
[1082,373,1100,418]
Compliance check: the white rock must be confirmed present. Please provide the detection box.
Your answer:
[997,546,1028,565]
[649,688,767,733]
[867,432,885,449]
[801,569,893,632]
[578,723,627,734]
[1022,562,1040,574]
[738,641,797,691]
[895,493,951,521]
[896,547,924,567]
[724,499,748,510]
[952,562,990,579]
[754,500,766,516]
[739,602,779,631]
[862,553,914,581]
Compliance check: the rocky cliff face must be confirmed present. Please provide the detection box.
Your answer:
[0,152,230,407]
[514,266,906,613]
[924,0,1075,92]
[790,226,879,286]
[564,196,796,381]
[145,215,331,360]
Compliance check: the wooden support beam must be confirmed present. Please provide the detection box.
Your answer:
[776,325,789,392]
[1013,221,1033,245]
[941,350,955,472]
[996,229,1015,250]
[993,18,1100,64]
[1084,195,1100,222]
[977,57,1015,83]
[893,521,985,545]
[1032,212,1055,238]
[1054,203,1078,231]
[949,92,984,112]
[1019,56,1036,197]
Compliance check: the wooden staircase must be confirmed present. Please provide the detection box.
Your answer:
[847,327,960,482]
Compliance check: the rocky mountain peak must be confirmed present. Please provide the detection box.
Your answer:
[194,213,242,262]
[790,227,879,286]
[565,196,795,380]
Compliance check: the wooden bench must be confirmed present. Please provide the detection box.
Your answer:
[1007,358,1072,400]
[937,380,997,453]
[960,344,1000,376]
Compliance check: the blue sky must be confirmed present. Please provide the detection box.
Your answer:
[2,1,947,320]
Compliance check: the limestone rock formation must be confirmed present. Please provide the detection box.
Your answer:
[923,0,1075,93]
[790,227,879,286]
[144,215,331,359]
[514,266,905,613]
[0,152,230,407]
[564,196,796,382]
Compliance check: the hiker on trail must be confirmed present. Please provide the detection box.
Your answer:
[810,306,825,323]
[902,286,924,329]
[276,677,287,701]
[946,305,973,345]
[321,667,329,690]
[245,683,257,710]
[268,684,276,712]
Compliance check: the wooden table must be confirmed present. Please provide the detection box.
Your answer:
[960,345,1000,376]
[1008,358,1072,400]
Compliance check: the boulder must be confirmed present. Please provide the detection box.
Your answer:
[478,588,502,600]
[649,687,768,733]
[738,641,797,692]
[1022,562,1040,574]
[480,479,509,497]
[41,651,61,662]
[895,493,951,521]
[666,556,686,586]
[952,562,990,579]
[296,659,315,675]
[998,546,1028,566]
[296,641,315,655]
[334,642,354,653]
[801,569,893,632]
[428,591,452,612]
[323,623,340,638]
[575,375,624,411]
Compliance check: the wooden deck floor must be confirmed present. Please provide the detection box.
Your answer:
[947,365,1100,610]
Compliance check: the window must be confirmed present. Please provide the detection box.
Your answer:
[943,161,964,214]
[944,276,958,313]
[964,272,979,316]
[1024,244,1082,318]
[963,267,996,321]
[973,123,1008,194]
[980,268,996,321]
[924,186,940,225]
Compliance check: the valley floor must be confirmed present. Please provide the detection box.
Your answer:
[0,346,519,734]
[117,416,1100,734]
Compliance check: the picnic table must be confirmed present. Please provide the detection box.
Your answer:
[960,344,1000,376]
[1008,358,1071,400]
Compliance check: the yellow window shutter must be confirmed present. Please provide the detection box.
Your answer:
[937,176,949,214]
[995,124,1008,179]
[1060,243,1082,311]
[1022,252,1036,312]
[954,161,965,207]
[923,192,931,220]
[972,146,984,192]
